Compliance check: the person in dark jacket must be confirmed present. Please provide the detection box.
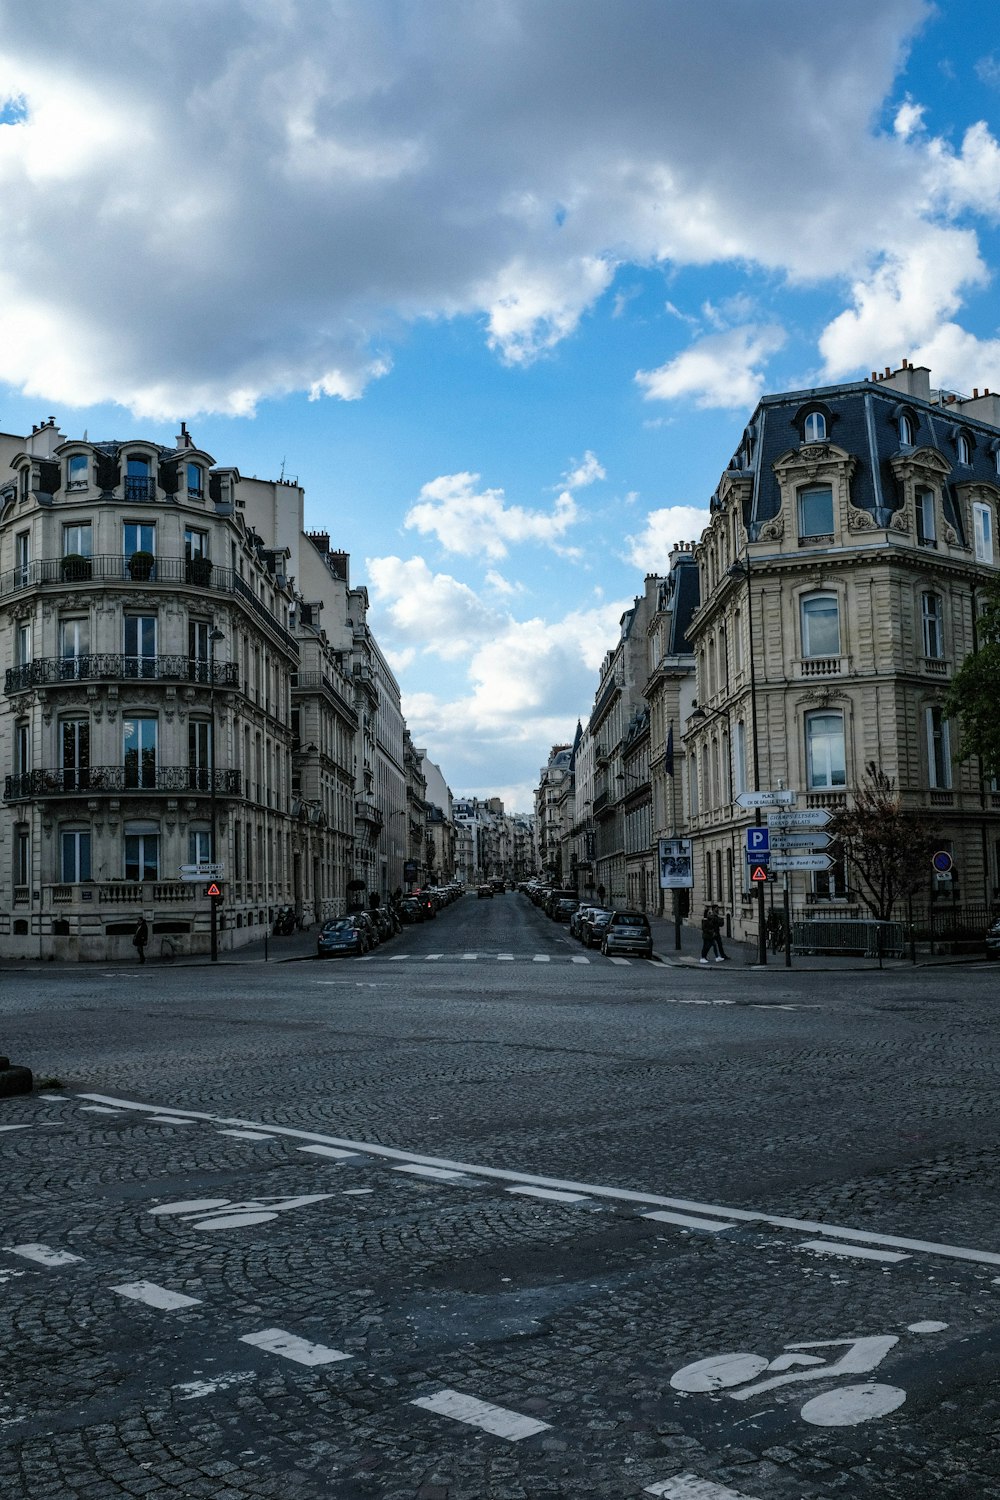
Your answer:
[699,905,727,963]
[133,915,149,965]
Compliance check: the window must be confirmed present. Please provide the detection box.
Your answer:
[14,826,29,887]
[926,706,952,789]
[957,432,972,466]
[14,530,30,588]
[915,488,936,547]
[15,622,31,668]
[188,828,212,866]
[184,527,208,561]
[898,412,915,446]
[14,720,30,775]
[804,411,827,442]
[19,465,30,502]
[187,462,205,500]
[806,712,846,789]
[123,716,157,789]
[59,617,90,679]
[188,719,213,791]
[124,614,157,678]
[801,594,840,657]
[734,721,747,798]
[63,522,92,558]
[66,454,89,490]
[189,619,211,683]
[61,829,91,884]
[124,521,156,577]
[124,827,160,881]
[974,502,994,563]
[922,592,944,659]
[124,454,154,503]
[798,485,834,539]
[61,717,90,792]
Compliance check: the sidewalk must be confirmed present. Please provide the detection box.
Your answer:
[644,911,978,970]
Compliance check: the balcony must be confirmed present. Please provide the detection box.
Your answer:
[6,655,241,695]
[355,797,383,827]
[799,656,843,677]
[4,766,242,801]
[123,476,156,502]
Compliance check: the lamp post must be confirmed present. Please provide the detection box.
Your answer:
[208,626,225,962]
[728,555,767,966]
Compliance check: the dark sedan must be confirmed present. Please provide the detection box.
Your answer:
[316,917,369,958]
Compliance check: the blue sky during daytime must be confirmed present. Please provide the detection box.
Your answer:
[1,0,999,808]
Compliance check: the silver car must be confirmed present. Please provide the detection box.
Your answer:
[601,910,653,958]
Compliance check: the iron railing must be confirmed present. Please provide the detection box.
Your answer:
[4,766,242,801]
[5,656,241,694]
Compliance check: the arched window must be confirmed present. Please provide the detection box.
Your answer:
[801,594,841,657]
[957,431,973,465]
[805,711,846,789]
[898,412,914,446]
[804,411,827,442]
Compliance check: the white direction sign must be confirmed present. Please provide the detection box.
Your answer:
[179,862,224,882]
[770,832,833,850]
[736,789,797,809]
[767,809,832,829]
[771,853,834,872]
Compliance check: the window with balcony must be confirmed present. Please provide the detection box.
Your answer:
[926,706,952,789]
[14,720,30,777]
[801,593,840,657]
[123,717,157,789]
[974,501,994,563]
[61,828,91,883]
[14,530,30,588]
[188,719,213,791]
[63,522,93,558]
[15,622,31,668]
[124,614,157,678]
[66,454,89,490]
[915,487,936,546]
[921,592,944,659]
[124,454,155,503]
[61,717,90,792]
[798,485,834,539]
[124,825,160,881]
[806,711,846,789]
[59,617,90,679]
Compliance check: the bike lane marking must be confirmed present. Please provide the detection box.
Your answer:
[72,1092,1000,1269]
[646,1478,762,1499]
[643,1210,737,1234]
[797,1239,909,1263]
[411,1389,549,1441]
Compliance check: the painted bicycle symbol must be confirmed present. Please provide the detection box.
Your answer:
[670,1326,943,1426]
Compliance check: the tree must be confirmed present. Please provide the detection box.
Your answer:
[943,578,1000,779]
[829,764,938,921]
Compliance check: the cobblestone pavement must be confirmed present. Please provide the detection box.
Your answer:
[2,893,1000,1498]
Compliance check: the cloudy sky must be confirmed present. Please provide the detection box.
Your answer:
[2,0,999,808]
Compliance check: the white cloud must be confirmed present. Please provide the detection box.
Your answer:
[405,473,579,560]
[0,0,944,416]
[624,506,712,572]
[636,325,786,410]
[925,121,1000,221]
[364,555,503,659]
[561,451,606,490]
[893,99,925,139]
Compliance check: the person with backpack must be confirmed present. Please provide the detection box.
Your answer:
[699,904,727,964]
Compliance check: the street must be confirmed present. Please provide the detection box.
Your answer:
[2,892,1000,1499]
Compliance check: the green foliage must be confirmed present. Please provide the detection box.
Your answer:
[944,581,1000,779]
[829,764,938,922]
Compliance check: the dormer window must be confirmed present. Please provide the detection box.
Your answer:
[187,462,205,500]
[18,465,30,502]
[916,487,936,547]
[125,454,154,503]
[804,411,827,442]
[66,454,88,490]
[898,412,915,446]
[957,431,973,466]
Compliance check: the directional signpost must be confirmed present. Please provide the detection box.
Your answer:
[179,862,225,883]
[737,789,797,809]
[771,853,833,872]
[767,809,832,829]
[769,831,832,850]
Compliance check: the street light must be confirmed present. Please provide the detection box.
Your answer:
[208,626,225,963]
[728,554,767,967]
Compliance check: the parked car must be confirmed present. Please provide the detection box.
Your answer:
[398,898,424,924]
[354,911,380,948]
[580,908,613,948]
[986,918,1000,959]
[491,878,506,894]
[601,910,654,958]
[552,897,580,923]
[570,904,601,940]
[316,917,369,958]
[477,883,494,898]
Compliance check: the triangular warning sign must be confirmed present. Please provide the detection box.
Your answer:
[750,865,768,883]
[206,882,222,897]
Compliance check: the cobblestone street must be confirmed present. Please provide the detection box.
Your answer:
[3,895,1000,1498]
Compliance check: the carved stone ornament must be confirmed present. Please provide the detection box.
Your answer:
[890,509,909,532]
[943,523,960,545]
[759,516,784,541]
[848,505,876,531]
[799,444,830,461]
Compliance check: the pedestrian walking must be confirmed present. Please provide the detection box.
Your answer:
[699,905,727,964]
[132,914,149,965]
[710,903,728,961]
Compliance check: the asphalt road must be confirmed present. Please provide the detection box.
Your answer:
[2,892,999,1499]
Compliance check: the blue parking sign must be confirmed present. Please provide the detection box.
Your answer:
[745,827,770,854]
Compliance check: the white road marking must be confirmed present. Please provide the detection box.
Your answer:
[343,1188,374,1195]
[77,1093,1000,1269]
[111,1281,201,1310]
[395,1165,470,1183]
[424,954,443,961]
[217,1129,276,1140]
[461,952,478,960]
[7,1243,83,1267]
[798,1239,910,1263]
[532,954,550,963]
[299,1144,360,1161]
[412,1388,549,1441]
[173,1371,256,1401]
[148,1115,196,1125]
[908,1320,948,1333]
[646,1477,762,1499]
[39,1095,66,1102]
[239,1328,350,1367]
[800,1382,907,1426]
[149,1198,231,1215]
[570,955,591,964]
[643,1210,736,1234]
[0,1125,30,1133]
[508,1186,589,1203]
[609,956,632,965]
[388,954,409,961]
[498,953,514,961]
[80,1106,123,1114]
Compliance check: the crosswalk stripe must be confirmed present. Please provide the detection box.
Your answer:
[111,1281,201,1310]
[412,1388,549,1441]
[239,1328,350,1367]
[532,954,550,963]
[7,1243,83,1266]
[609,956,632,965]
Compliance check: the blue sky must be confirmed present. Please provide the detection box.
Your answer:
[1,0,999,808]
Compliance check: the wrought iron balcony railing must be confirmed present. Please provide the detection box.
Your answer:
[4,766,242,801]
[123,476,156,502]
[5,655,241,694]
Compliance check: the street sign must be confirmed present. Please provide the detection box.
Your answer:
[745,827,770,855]
[931,850,953,874]
[771,854,834,872]
[745,850,771,865]
[737,789,797,809]
[770,832,833,850]
[180,862,224,877]
[766,809,832,829]
[206,881,223,898]
[749,864,769,883]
